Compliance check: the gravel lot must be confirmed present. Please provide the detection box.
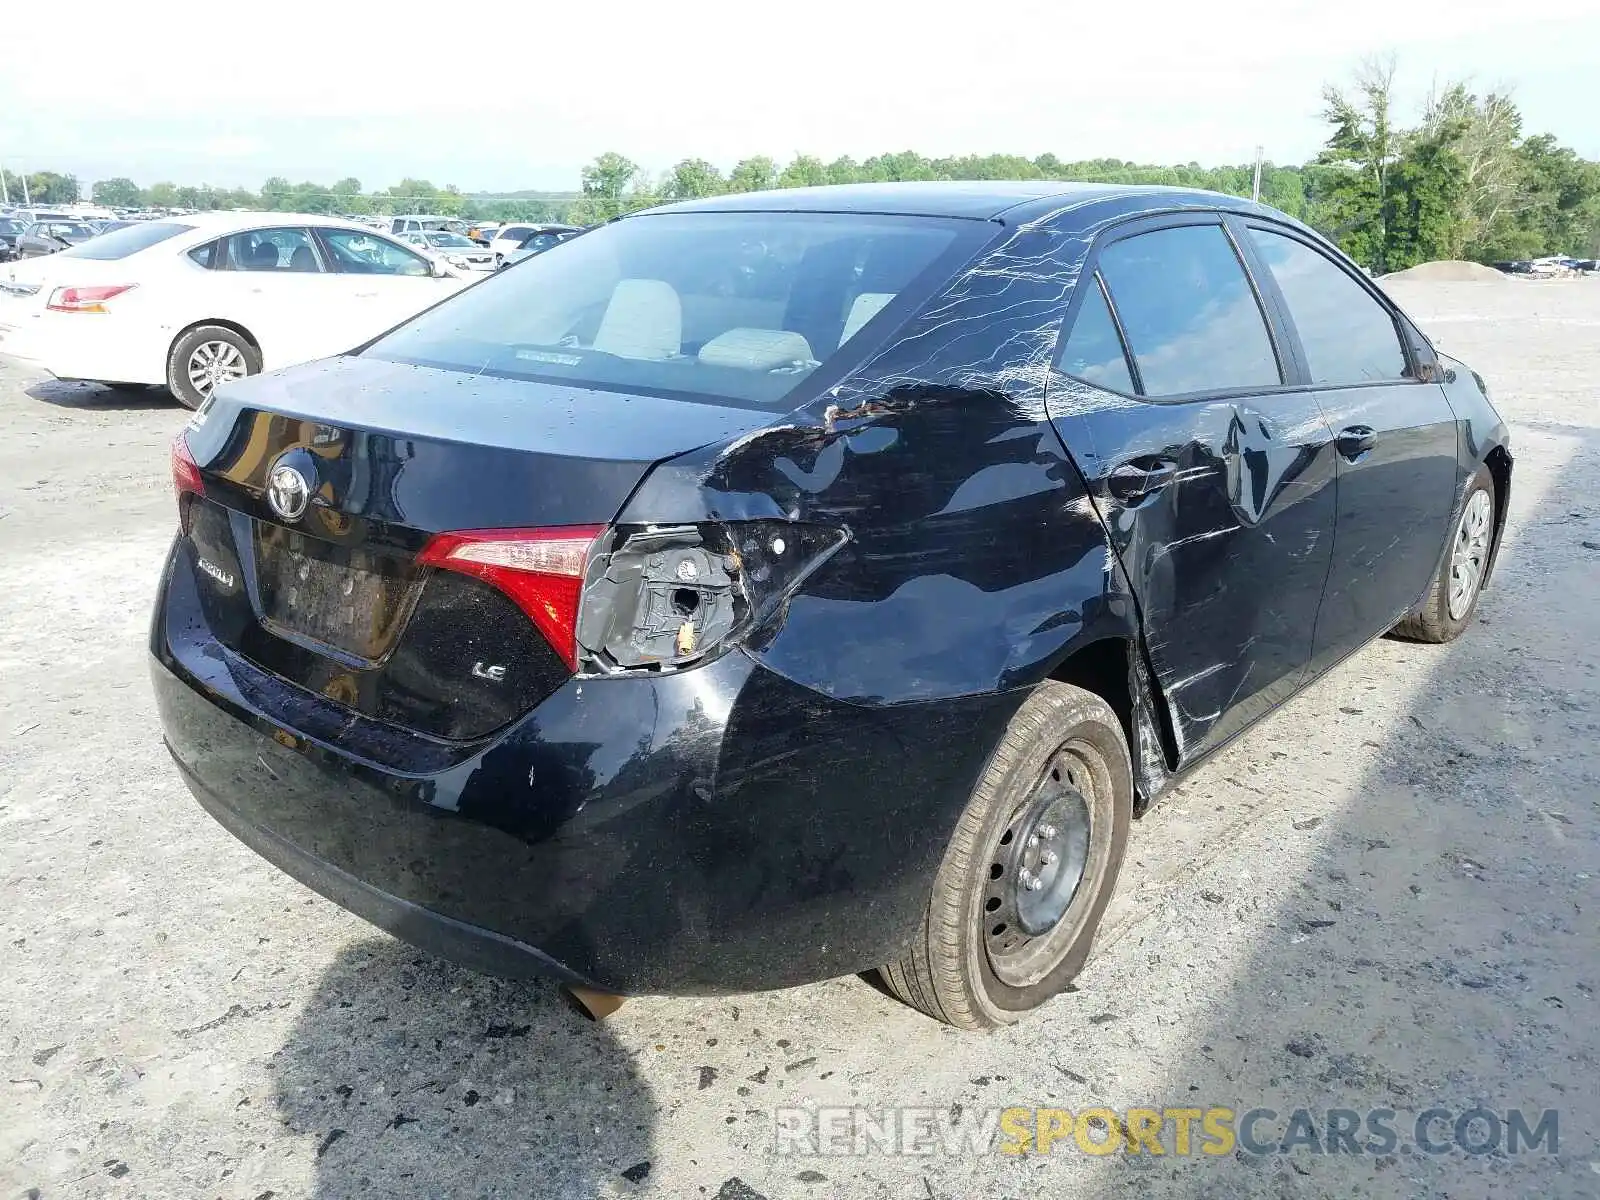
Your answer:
[2,279,1597,1199]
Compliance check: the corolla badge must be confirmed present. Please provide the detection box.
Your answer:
[266,462,311,522]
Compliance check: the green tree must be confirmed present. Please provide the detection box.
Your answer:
[579,153,640,220]
[663,158,726,200]
[777,155,828,189]
[826,156,862,185]
[92,177,141,207]
[258,177,292,209]
[1313,56,1401,271]
[727,156,778,193]
[1386,129,1468,269]
[332,177,369,214]
[862,151,937,182]
[145,180,182,209]
[1486,135,1600,258]
[1421,84,1523,258]
[25,171,80,204]
[387,178,445,214]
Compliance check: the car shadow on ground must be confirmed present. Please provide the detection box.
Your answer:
[270,939,657,1198]
[1072,419,1600,1197]
[26,380,180,411]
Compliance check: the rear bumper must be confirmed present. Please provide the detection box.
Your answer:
[152,537,1025,994]
[175,749,595,988]
[0,306,165,384]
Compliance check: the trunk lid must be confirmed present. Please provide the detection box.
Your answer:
[180,354,771,740]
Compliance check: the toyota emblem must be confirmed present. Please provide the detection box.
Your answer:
[266,463,311,522]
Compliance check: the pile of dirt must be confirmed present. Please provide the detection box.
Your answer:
[1381,260,1507,283]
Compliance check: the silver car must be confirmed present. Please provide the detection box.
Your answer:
[399,230,496,273]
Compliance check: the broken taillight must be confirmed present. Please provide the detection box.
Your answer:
[418,527,604,671]
[575,521,849,674]
[418,521,849,677]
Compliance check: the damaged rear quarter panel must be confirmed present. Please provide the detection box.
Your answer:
[622,216,1145,712]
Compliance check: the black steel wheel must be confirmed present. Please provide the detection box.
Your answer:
[879,681,1134,1029]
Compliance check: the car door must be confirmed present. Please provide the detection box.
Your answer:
[314,227,460,341]
[1237,221,1460,675]
[195,226,355,369]
[1045,215,1340,762]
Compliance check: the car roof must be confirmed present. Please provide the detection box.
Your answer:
[145,210,391,235]
[644,181,1265,224]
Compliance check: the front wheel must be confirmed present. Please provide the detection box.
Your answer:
[879,681,1133,1029]
[166,325,260,410]
[1391,467,1496,643]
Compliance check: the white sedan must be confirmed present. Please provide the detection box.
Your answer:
[0,212,471,407]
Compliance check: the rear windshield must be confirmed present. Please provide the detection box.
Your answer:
[424,232,475,247]
[365,211,978,406]
[61,221,193,260]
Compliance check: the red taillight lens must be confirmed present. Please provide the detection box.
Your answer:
[418,526,604,671]
[46,284,136,313]
[171,434,204,499]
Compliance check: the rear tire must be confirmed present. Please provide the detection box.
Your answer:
[166,324,260,410]
[879,681,1133,1030]
[1391,467,1495,644]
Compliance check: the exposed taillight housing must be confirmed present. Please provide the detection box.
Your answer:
[418,521,848,677]
[576,521,848,674]
[46,284,136,313]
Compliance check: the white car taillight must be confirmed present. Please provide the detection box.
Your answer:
[46,284,136,313]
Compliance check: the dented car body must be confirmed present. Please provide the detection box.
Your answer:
[151,182,1511,1013]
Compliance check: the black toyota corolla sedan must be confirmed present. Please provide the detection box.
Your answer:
[153,182,1511,1029]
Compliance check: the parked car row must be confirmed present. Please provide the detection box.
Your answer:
[0,212,101,260]
[1491,256,1598,276]
[378,214,584,268]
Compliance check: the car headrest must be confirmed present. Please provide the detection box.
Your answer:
[698,328,816,371]
[593,279,682,361]
[839,293,894,346]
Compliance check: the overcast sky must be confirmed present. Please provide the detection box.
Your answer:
[3,0,1596,194]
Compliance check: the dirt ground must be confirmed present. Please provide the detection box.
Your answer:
[2,279,1597,1199]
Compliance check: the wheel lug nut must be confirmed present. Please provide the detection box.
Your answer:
[1028,876,1044,891]
[1027,834,1040,848]
[1042,850,1058,866]
[1040,824,1057,839]
[1018,868,1034,886]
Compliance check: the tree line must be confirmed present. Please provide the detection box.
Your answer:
[7,62,1595,271]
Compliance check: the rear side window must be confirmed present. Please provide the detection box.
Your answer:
[61,221,194,261]
[1097,224,1280,397]
[1059,275,1135,393]
[1247,228,1408,385]
[188,239,219,268]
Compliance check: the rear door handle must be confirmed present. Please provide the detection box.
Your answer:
[1336,425,1378,458]
[1107,457,1179,501]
